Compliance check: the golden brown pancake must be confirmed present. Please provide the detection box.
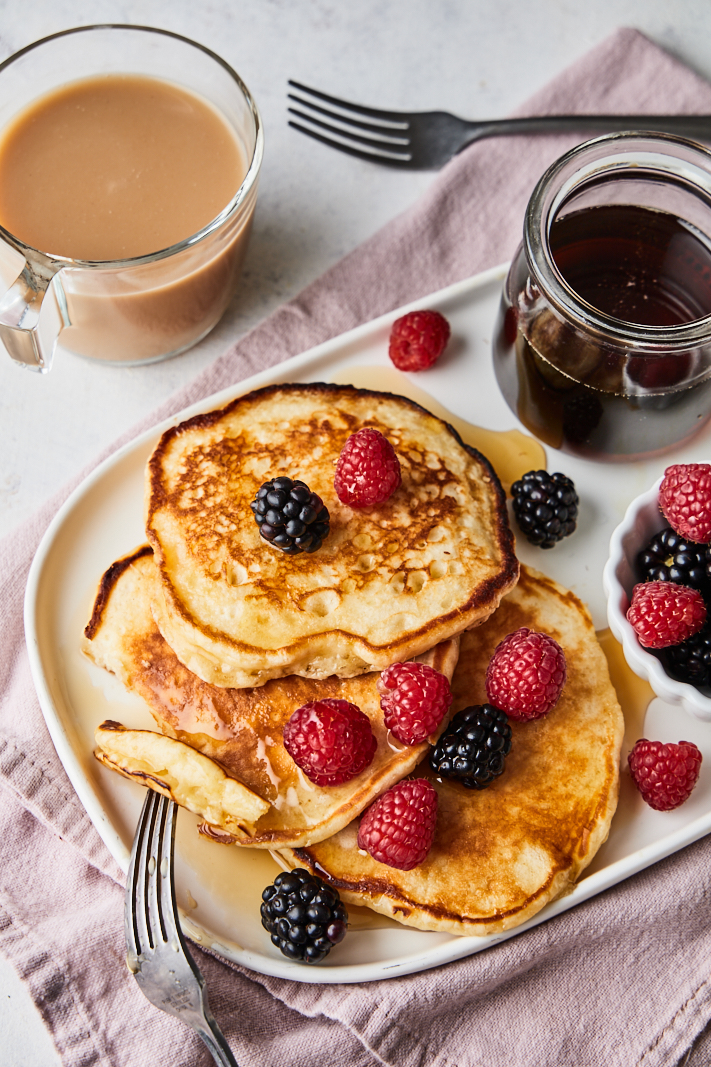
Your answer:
[94,719,269,835]
[145,383,518,688]
[278,565,624,936]
[84,547,459,848]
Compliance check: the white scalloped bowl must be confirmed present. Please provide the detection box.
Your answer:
[603,477,711,722]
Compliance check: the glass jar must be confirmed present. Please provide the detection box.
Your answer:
[493,132,711,460]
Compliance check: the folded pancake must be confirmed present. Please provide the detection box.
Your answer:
[145,383,518,688]
[94,720,269,835]
[83,546,459,848]
[278,565,624,936]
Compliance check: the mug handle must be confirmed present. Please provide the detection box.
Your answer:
[0,254,70,372]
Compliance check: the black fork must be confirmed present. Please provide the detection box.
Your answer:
[288,80,711,169]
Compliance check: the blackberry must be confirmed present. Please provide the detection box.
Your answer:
[636,526,711,595]
[429,704,512,790]
[250,477,330,554]
[510,470,579,549]
[662,624,711,687]
[562,392,603,443]
[260,868,347,964]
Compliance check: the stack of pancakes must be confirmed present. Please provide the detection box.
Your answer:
[86,383,623,937]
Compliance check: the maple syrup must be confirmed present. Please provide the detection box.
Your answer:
[495,206,711,459]
[595,627,655,755]
[328,365,545,491]
[494,134,711,459]
[551,204,711,327]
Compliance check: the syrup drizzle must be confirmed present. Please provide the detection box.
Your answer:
[595,627,655,754]
[328,365,546,492]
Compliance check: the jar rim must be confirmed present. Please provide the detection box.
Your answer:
[524,131,711,350]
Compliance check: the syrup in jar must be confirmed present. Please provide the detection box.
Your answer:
[550,204,711,326]
[494,134,711,460]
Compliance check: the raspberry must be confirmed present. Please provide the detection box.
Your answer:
[260,868,347,963]
[626,581,706,649]
[627,352,691,389]
[377,661,452,745]
[333,427,401,508]
[283,698,377,786]
[628,738,702,811]
[659,463,711,543]
[388,309,451,371]
[485,627,566,721]
[357,778,437,870]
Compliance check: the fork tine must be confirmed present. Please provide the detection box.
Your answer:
[287,108,410,153]
[288,120,413,168]
[287,93,408,136]
[125,792,240,1066]
[140,793,204,980]
[148,792,173,947]
[142,791,167,953]
[288,79,410,124]
[155,795,189,957]
[125,787,158,960]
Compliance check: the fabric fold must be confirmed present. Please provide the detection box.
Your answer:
[3,25,711,1067]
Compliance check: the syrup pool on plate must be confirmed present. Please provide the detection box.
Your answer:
[328,365,545,491]
[595,627,656,757]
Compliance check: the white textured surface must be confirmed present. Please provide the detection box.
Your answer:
[4,0,711,1062]
[0,965,59,1067]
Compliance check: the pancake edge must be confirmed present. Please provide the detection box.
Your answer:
[145,382,519,688]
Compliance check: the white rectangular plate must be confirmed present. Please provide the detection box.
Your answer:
[25,264,711,983]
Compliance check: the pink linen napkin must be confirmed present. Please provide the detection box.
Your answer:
[3,27,711,1067]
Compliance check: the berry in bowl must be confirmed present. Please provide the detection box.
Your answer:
[604,464,711,721]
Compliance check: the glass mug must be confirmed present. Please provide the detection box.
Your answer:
[493,133,711,460]
[0,25,263,371]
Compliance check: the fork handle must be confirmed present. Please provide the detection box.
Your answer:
[197,1019,240,1067]
[463,114,711,143]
